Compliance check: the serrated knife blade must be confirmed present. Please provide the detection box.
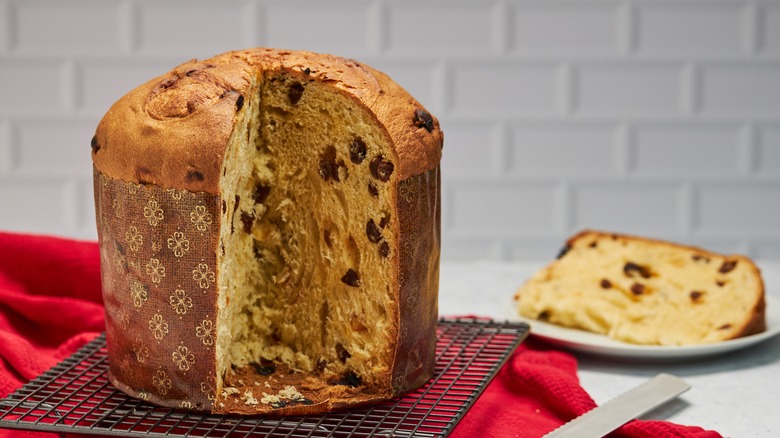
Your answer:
[543,373,691,438]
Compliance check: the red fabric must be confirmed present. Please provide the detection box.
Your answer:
[0,232,722,438]
[449,340,722,438]
[0,232,105,438]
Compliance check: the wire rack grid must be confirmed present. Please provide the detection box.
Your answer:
[0,318,529,437]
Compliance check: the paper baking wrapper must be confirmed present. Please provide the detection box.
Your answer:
[94,164,440,411]
[94,168,220,410]
[392,166,440,393]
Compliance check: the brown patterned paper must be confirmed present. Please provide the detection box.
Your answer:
[94,168,220,411]
[392,165,440,394]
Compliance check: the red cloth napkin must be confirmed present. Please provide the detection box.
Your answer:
[450,341,722,438]
[0,232,104,438]
[0,231,722,438]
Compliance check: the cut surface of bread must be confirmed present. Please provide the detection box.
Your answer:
[513,230,766,346]
[215,69,400,413]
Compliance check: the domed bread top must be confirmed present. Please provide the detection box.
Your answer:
[91,48,443,194]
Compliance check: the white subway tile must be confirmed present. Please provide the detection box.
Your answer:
[0,0,777,256]
[510,1,619,56]
[506,238,570,261]
[61,60,78,113]
[79,59,179,115]
[13,0,121,54]
[264,2,374,57]
[441,238,503,261]
[75,226,99,241]
[633,123,741,177]
[753,240,780,259]
[440,121,501,178]
[574,63,681,117]
[635,1,743,55]
[674,237,747,255]
[386,1,497,55]
[450,62,559,117]
[509,123,618,177]
[0,178,68,232]
[74,176,96,231]
[72,176,96,229]
[363,60,440,113]
[450,182,562,237]
[573,183,682,233]
[756,125,780,176]
[0,60,64,115]
[760,2,780,54]
[0,0,9,53]
[0,120,9,173]
[137,1,248,56]
[14,120,95,176]
[700,63,780,116]
[697,184,780,236]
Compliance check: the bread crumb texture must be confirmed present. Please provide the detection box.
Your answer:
[214,67,398,414]
[514,230,766,346]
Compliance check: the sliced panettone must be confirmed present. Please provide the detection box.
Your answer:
[513,230,766,346]
[92,48,442,414]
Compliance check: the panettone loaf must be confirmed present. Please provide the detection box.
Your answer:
[92,48,442,414]
[513,230,765,346]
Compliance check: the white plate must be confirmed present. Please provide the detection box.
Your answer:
[506,295,780,360]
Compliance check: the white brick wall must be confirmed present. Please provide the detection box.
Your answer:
[510,2,621,56]
[13,1,124,55]
[635,1,745,55]
[1,0,779,261]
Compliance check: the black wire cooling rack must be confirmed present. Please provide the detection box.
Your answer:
[0,317,528,437]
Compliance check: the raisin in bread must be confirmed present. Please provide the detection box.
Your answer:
[513,230,765,346]
[92,48,442,415]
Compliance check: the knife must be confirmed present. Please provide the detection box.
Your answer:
[543,373,691,437]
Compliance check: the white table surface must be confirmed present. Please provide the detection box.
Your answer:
[439,261,780,438]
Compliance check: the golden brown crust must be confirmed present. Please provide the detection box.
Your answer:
[92,48,442,193]
[564,229,766,339]
[92,55,252,194]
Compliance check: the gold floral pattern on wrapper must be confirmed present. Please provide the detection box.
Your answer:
[392,166,440,394]
[94,168,220,411]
